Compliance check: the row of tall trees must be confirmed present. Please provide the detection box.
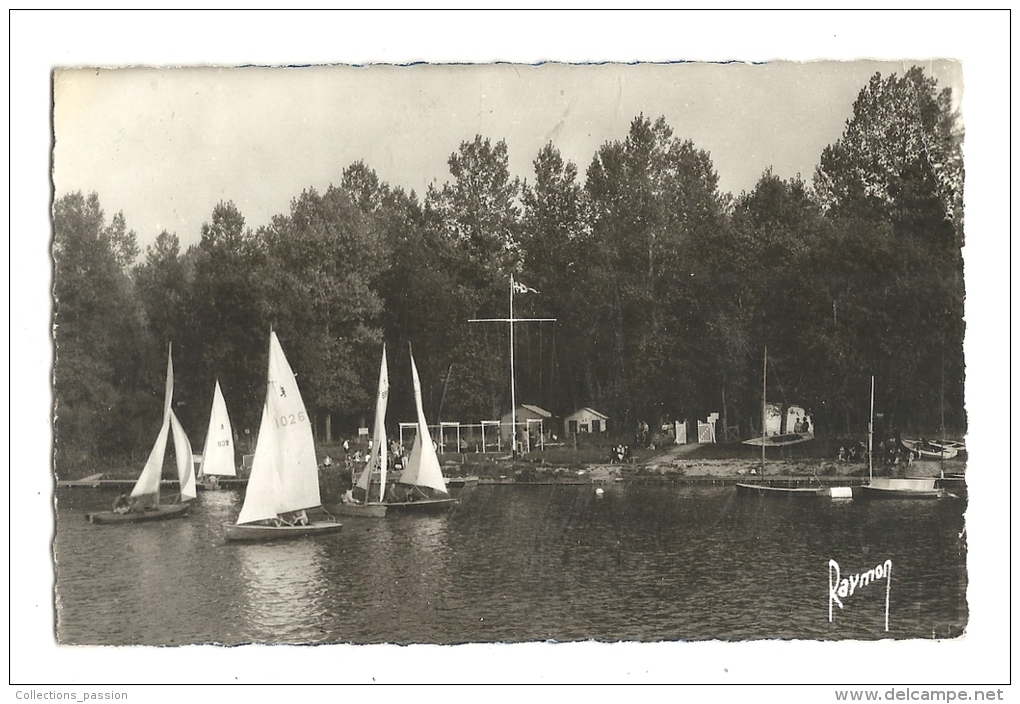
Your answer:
[53,68,965,473]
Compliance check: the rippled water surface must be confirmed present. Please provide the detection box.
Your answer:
[54,482,967,644]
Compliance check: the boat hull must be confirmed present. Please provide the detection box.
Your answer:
[86,502,191,524]
[325,502,389,518]
[735,482,828,498]
[446,476,479,488]
[742,432,814,447]
[381,498,460,513]
[223,520,344,542]
[900,439,960,460]
[196,478,232,491]
[855,478,944,499]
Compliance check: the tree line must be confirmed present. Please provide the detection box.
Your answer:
[52,67,965,474]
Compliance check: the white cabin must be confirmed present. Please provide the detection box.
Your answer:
[565,407,609,436]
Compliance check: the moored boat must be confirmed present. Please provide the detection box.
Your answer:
[857,378,946,500]
[735,348,848,499]
[854,477,945,499]
[735,482,830,498]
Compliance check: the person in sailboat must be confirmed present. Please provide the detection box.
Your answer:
[112,493,130,514]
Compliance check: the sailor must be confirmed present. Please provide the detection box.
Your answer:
[112,493,130,514]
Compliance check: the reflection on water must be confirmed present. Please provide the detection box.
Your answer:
[53,482,967,645]
[235,540,332,643]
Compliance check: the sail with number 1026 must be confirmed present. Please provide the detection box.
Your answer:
[224,330,343,541]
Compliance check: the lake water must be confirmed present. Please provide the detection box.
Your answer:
[53,482,967,645]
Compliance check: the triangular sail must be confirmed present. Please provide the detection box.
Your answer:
[356,345,389,502]
[162,343,174,420]
[131,419,170,499]
[236,331,320,525]
[169,409,197,500]
[130,344,175,500]
[397,348,448,494]
[236,400,283,524]
[200,381,237,478]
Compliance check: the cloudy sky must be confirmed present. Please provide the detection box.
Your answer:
[53,59,961,250]
[14,9,1011,689]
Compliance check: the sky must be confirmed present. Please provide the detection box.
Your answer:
[12,10,1013,693]
[53,59,961,251]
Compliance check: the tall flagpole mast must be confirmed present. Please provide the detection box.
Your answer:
[470,273,556,457]
[510,275,517,454]
[869,375,875,483]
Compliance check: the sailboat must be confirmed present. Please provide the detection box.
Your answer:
[857,376,945,499]
[223,331,343,541]
[735,349,838,498]
[329,344,391,517]
[196,380,237,490]
[86,344,197,523]
[385,346,459,512]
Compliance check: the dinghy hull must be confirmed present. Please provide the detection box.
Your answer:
[735,483,828,498]
[223,520,344,542]
[855,478,945,499]
[86,503,191,524]
[382,498,459,513]
[326,502,388,518]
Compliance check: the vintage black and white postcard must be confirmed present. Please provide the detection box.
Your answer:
[13,9,1009,695]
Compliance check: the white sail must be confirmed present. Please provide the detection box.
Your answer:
[397,349,448,494]
[236,400,283,524]
[236,331,321,525]
[130,344,175,500]
[131,419,170,499]
[162,343,174,420]
[356,345,389,502]
[169,409,197,500]
[200,381,237,477]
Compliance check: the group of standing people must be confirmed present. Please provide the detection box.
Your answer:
[609,444,631,464]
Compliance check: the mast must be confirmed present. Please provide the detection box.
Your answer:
[510,275,517,455]
[468,273,556,458]
[760,347,767,478]
[869,375,875,482]
[940,344,946,479]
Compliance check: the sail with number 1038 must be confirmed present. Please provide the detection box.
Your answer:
[197,380,237,490]
[223,331,343,541]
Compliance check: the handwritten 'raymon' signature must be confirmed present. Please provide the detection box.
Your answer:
[828,558,892,631]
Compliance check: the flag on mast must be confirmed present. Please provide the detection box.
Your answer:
[513,280,539,294]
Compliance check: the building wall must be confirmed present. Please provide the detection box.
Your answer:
[565,409,609,435]
[499,408,551,440]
